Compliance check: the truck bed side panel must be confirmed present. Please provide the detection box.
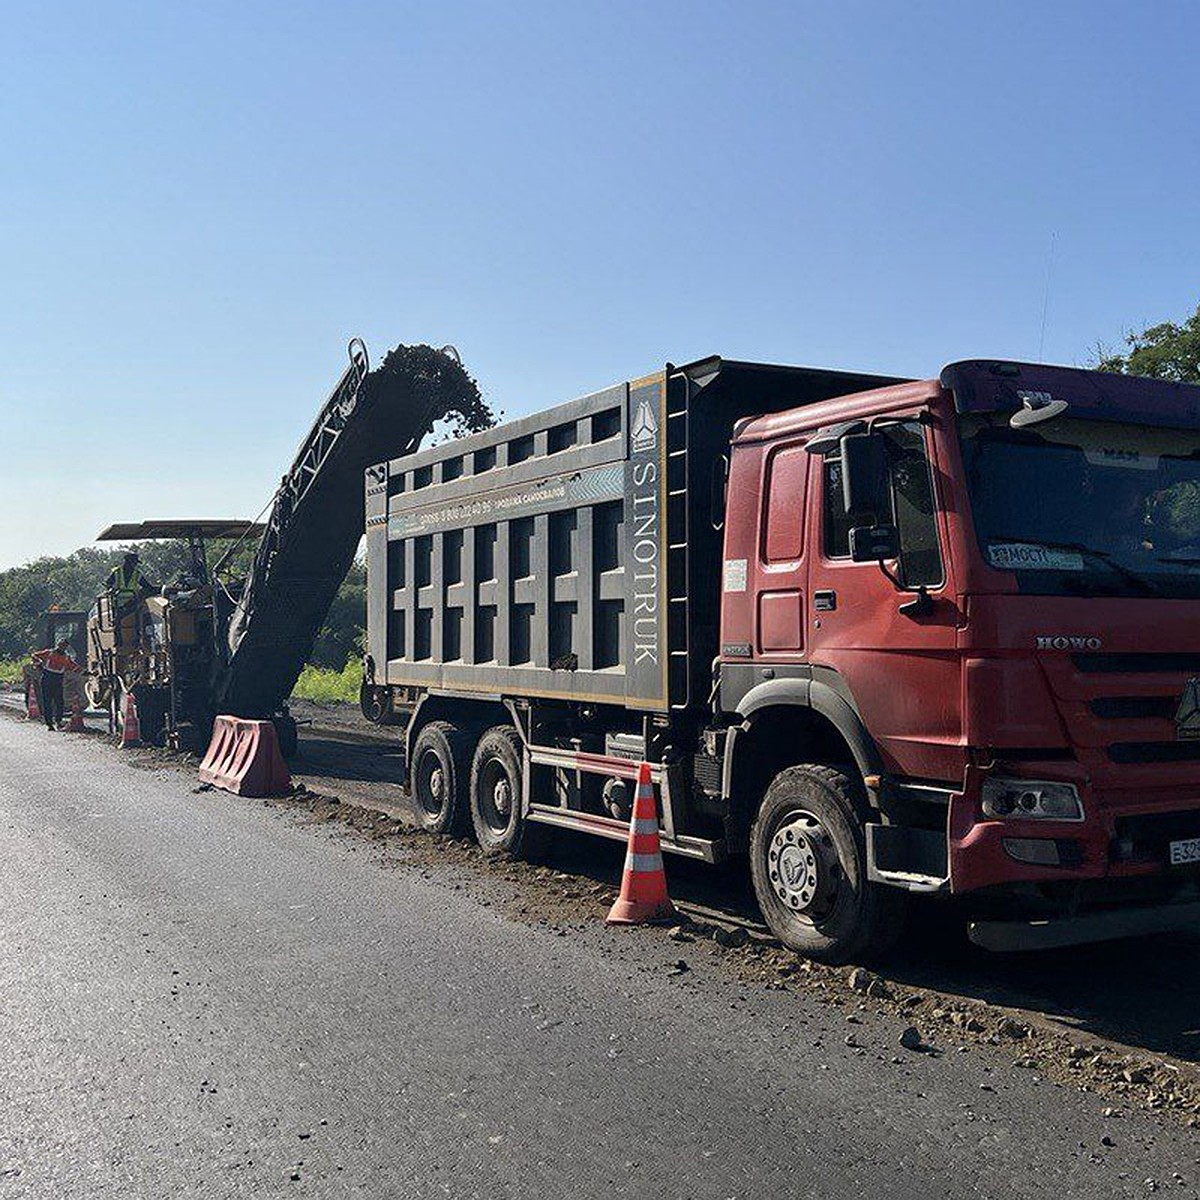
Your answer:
[377,378,670,712]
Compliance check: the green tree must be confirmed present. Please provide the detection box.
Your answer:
[1096,302,1200,383]
[1095,301,1200,548]
[309,560,366,668]
[0,539,249,658]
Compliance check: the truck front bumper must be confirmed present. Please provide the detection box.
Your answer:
[968,898,1200,952]
[948,768,1200,893]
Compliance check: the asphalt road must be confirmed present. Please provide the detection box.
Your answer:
[1,715,1196,1199]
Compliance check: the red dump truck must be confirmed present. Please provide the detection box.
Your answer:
[363,356,1200,961]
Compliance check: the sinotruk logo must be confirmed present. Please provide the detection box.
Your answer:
[1176,679,1200,741]
[631,399,658,453]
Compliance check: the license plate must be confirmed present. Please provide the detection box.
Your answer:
[1169,837,1200,866]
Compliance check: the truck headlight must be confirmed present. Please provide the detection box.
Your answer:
[981,777,1083,822]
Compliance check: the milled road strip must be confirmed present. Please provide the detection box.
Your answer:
[6,702,1200,1129]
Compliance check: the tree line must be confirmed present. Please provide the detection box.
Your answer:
[0,540,365,669]
[3,302,1197,667]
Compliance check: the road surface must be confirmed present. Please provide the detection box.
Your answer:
[0,714,1195,1199]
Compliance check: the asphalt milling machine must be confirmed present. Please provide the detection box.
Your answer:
[86,340,493,753]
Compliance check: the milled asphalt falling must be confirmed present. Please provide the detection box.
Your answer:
[0,715,1196,1199]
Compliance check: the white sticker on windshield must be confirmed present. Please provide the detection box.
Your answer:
[988,543,1084,572]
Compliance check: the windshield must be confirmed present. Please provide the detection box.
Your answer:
[960,413,1200,598]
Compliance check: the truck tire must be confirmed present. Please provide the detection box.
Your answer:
[749,764,905,964]
[360,683,398,726]
[410,720,472,836]
[469,725,533,858]
[85,676,108,712]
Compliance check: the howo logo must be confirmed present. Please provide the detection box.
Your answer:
[1035,635,1103,651]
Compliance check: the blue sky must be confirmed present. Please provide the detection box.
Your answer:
[2,0,1198,568]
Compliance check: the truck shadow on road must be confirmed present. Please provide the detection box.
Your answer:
[889,919,1200,1065]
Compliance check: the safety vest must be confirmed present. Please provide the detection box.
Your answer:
[111,564,144,604]
[33,650,80,675]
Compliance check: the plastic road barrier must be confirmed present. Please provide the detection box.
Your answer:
[198,715,291,798]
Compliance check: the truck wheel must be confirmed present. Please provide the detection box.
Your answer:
[360,684,397,725]
[111,680,130,744]
[410,720,472,836]
[469,726,531,857]
[85,677,108,711]
[749,764,905,964]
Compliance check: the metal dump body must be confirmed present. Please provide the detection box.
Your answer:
[366,357,902,716]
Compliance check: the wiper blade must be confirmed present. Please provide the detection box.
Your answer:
[1155,554,1200,566]
[989,536,1162,597]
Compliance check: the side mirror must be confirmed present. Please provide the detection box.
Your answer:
[849,523,899,563]
[841,430,898,566]
[840,431,890,519]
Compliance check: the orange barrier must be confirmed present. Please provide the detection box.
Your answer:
[198,716,291,798]
[606,761,678,925]
[119,689,141,747]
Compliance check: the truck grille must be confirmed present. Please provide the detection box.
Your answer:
[1036,652,1200,785]
[1107,742,1200,764]
[1113,809,1200,858]
[1072,652,1200,674]
[1088,696,1177,720]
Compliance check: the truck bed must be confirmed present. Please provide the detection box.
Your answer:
[367,357,903,716]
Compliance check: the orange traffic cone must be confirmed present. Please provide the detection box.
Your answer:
[119,689,141,748]
[25,679,41,722]
[606,762,678,925]
[67,688,86,732]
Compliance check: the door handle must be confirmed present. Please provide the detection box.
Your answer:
[814,590,837,612]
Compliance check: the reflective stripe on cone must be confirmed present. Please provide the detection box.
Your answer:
[606,761,678,925]
[119,690,141,748]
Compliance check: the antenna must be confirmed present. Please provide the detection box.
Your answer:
[1038,232,1057,362]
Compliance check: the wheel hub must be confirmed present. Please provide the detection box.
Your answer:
[428,765,444,800]
[767,813,838,914]
[492,775,512,817]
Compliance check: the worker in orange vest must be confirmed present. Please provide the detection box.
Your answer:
[31,641,83,731]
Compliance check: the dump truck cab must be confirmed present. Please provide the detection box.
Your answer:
[722,360,1200,950]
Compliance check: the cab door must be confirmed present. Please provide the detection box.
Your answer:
[806,416,963,782]
[755,442,809,657]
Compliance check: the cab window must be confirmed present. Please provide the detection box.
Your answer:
[823,421,943,588]
[763,445,808,562]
